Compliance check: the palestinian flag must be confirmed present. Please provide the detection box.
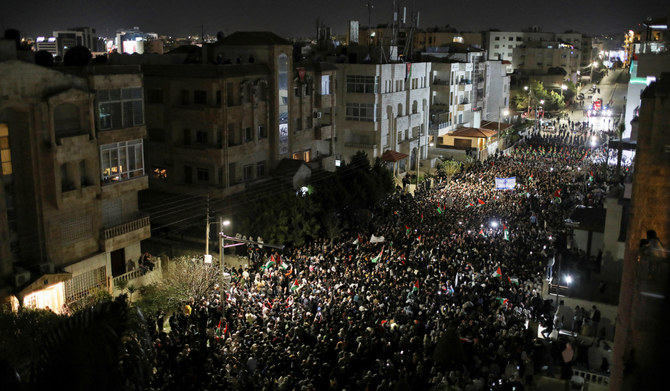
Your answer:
[496,297,509,306]
[421,213,424,222]
[291,279,300,292]
[466,202,474,208]
[493,266,502,278]
[589,171,594,182]
[528,174,534,181]
[262,255,276,269]
[371,247,384,263]
[477,198,485,205]
[503,224,510,241]
[405,225,411,236]
[280,260,291,270]
[437,205,443,214]
[553,189,561,199]
[412,280,419,293]
[507,276,519,286]
[479,228,487,238]
[215,319,222,337]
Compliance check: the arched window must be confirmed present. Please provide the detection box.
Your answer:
[412,100,418,114]
[397,103,403,117]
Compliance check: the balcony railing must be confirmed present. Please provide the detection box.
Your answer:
[112,258,162,286]
[103,214,150,240]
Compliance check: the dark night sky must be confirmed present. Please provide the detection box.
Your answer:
[1,0,667,39]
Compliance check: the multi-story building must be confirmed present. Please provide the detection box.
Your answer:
[34,36,58,57]
[485,30,583,74]
[512,42,581,78]
[53,27,98,58]
[413,30,484,52]
[142,32,338,199]
[622,15,668,139]
[0,49,151,311]
[482,60,511,122]
[335,62,431,172]
[611,74,670,391]
[428,59,476,137]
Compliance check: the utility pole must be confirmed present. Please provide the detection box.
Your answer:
[205,194,210,255]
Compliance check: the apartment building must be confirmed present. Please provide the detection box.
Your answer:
[335,62,431,172]
[485,30,583,74]
[428,60,476,137]
[143,32,337,199]
[0,55,150,311]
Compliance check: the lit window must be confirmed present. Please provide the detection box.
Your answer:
[99,139,144,183]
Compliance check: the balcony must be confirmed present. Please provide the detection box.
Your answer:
[112,258,162,296]
[102,213,151,252]
[457,103,471,112]
[315,125,332,140]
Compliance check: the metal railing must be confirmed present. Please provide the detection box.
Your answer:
[112,258,162,286]
[572,367,610,386]
[103,214,150,240]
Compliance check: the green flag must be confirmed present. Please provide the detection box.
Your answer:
[371,247,384,263]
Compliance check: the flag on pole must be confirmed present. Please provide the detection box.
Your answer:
[507,276,519,286]
[215,319,222,337]
[262,255,276,269]
[479,228,487,237]
[503,224,510,241]
[371,247,384,263]
[437,205,443,214]
[405,225,411,236]
[493,266,502,278]
[291,279,300,292]
[477,198,486,205]
[280,260,290,270]
[412,280,419,293]
[421,213,424,222]
[496,297,509,305]
[589,171,594,182]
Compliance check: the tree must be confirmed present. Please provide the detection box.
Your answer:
[0,296,154,390]
[440,159,462,178]
[151,256,221,310]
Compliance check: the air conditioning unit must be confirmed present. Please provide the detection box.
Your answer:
[39,262,55,274]
[14,270,31,287]
[313,111,322,119]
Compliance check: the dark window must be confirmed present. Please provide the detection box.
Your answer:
[196,131,208,144]
[243,165,253,181]
[183,129,191,145]
[197,168,209,182]
[97,87,143,130]
[194,90,206,105]
[256,161,266,177]
[181,90,189,105]
[258,126,267,139]
[216,90,222,105]
[244,127,253,142]
[184,166,192,184]
[296,117,302,131]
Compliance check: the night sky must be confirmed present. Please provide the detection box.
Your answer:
[2,0,667,39]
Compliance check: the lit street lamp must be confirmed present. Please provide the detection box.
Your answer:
[219,219,231,278]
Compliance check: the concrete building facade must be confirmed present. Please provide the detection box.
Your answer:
[0,58,150,311]
[335,62,431,172]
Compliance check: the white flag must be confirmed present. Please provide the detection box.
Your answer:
[495,177,516,190]
[370,235,386,243]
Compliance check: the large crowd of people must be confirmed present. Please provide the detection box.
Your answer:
[144,128,624,391]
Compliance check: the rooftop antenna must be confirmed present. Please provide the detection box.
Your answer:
[365,0,374,53]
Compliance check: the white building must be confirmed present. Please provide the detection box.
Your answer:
[486,30,583,73]
[483,60,511,122]
[335,62,431,173]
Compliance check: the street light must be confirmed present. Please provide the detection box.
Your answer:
[497,106,509,148]
[219,219,231,278]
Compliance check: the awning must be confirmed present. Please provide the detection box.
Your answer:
[18,273,72,297]
[380,150,409,162]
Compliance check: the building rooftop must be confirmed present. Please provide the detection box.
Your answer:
[218,31,291,46]
[450,127,497,138]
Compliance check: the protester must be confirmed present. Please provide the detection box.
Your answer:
[145,131,623,390]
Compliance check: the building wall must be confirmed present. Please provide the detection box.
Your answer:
[336,62,430,169]
[612,76,670,390]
